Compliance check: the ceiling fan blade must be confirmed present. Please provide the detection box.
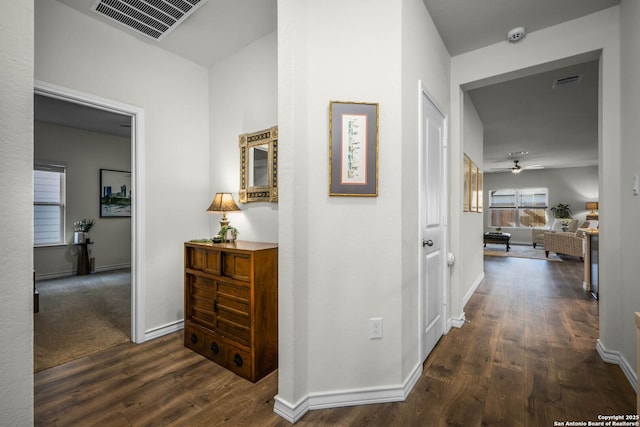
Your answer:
[523,165,544,170]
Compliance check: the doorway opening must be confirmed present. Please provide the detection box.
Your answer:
[34,81,146,354]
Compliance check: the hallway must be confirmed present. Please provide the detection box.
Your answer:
[34,256,636,426]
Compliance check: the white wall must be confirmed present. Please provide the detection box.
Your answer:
[400,0,451,381]
[0,2,34,425]
[619,0,640,383]
[209,32,278,243]
[34,121,132,277]
[451,6,628,383]
[277,0,450,420]
[461,93,484,305]
[35,0,210,334]
[483,166,599,244]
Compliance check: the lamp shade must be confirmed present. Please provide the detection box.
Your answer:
[585,202,599,211]
[207,193,240,213]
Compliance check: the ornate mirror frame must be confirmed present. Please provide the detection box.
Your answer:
[239,125,278,203]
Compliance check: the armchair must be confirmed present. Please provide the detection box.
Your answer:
[544,231,585,261]
[532,219,579,248]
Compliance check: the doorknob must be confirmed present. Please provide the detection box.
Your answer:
[422,239,434,247]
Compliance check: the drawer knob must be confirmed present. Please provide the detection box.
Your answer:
[190,333,198,344]
[211,342,219,354]
[234,353,243,367]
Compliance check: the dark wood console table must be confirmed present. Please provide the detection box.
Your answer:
[483,232,511,251]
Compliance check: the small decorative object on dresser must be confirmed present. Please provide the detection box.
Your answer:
[184,240,278,382]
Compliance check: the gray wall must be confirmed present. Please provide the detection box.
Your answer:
[34,121,132,278]
[483,165,599,244]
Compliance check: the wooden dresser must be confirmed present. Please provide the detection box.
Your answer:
[184,241,278,382]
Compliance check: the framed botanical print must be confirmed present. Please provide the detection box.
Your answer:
[329,101,379,196]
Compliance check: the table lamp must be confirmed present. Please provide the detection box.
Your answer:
[207,193,241,229]
[585,202,599,220]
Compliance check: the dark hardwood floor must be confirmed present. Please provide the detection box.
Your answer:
[35,255,636,426]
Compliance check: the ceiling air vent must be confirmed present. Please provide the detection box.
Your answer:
[91,0,208,41]
[552,74,583,89]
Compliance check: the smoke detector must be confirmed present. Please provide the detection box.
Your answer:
[507,27,526,42]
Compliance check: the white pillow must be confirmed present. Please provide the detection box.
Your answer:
[550,219,563,230]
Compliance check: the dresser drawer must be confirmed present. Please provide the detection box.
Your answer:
[186,247,221,275]
[186,274,215,328]
[204,332,226,366]
[204,333,252,379]
[222,252,251,281]
[184,324,207,353]
[224,345,252,379]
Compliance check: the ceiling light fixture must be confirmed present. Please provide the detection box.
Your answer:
[507,27,526,42]
[511,160,523,174]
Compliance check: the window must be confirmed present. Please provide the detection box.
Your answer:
[489,188,548,228]
[34,164,66,246]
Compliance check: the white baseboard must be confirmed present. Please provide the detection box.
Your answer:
[463,272,484,308]
[144,320,184,341]
[446,272,484,331]
[273,362,423,423]
[596,339,638,393]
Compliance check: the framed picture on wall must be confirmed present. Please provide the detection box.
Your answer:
[100,169,132,217]
[477,167,483,213]
[470,165,478,212]
[329,101,379,196]
[463,154,471,212]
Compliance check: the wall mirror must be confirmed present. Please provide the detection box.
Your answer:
[239,125,278,203]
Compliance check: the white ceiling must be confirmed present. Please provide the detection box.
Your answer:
[423,0,620,57]
[468,59,599,172]
[40,0,619,172]
[35,94,132,138]
[55,0,278,67]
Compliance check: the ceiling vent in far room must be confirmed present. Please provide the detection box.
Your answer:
[552,74,583,89]
[91,0,208,41]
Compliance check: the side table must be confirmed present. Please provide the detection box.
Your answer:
[74,242,93,275]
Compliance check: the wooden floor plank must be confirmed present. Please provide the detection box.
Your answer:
[35,255,636,426]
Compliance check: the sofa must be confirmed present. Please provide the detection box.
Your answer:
[531,219,579,248]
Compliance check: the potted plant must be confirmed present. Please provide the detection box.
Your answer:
[73,218,95,244]
[550,203,572,231]
[217,225,239,243]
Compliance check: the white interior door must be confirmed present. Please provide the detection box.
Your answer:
[419,86,446,362]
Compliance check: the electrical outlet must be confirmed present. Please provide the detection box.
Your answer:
[370,317,383,339]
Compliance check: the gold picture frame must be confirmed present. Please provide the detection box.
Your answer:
[463,154,471,212]
[463,154,483,213]
[239,126,278,203]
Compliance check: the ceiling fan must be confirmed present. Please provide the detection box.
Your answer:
[491,160,544,174]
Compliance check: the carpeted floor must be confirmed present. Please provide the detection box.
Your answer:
[34,269,131,372]
[483,243,581,262]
